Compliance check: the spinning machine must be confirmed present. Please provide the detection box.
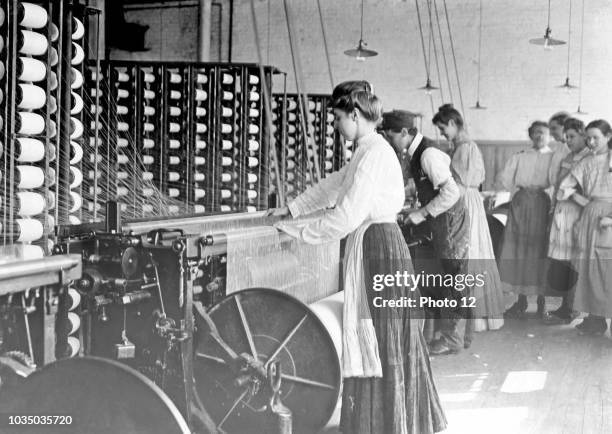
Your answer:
[0,1,347,433]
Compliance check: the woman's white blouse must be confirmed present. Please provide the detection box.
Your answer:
[281,131,405,244]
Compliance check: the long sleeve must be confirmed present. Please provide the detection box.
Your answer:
[288,164,349,217]
[279,153,379,244]
[420,148,460,217]
[557,171,580,201]
[451,142,485,188]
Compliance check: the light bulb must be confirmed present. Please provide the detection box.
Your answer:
[544,38,553,51]
[356,56,365,62]
[425,89,432,95]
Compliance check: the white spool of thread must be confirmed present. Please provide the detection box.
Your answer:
[117,105,128,115]
[249,108,260,118]
[287,137,296,145]
[287,172,295,182]
[168,172,180,182]
[16,191,45,216]
[246,206,257,213]
[116,71,129,82]
[222,91,233,101]
[325,161,333,171]
[168,188,180,198]
[117,187,129,196]
[221,124,232,134]
[170,90,181,100]
[16,112,44,135]
[142,188,154,197]
[70,42,85,65]
[143,138,154,149]
[19,30,47,55]
[325,137,334,147]
[194,172,205,182]
[196,140,206,150]
[325,149,333,159]
[70,118,83,139]
[287,125,296,134]
[117,154,129,165]
[70,92,83,115]
[48,95,57,114]
[249,75,260,85]
[287,160,296,170]
[345,149,353,159]
[221,173,232,182]
[196,123,207,133]
[0,61,4,81]
[68,288,81,311]
[221,107,232,117]
[221,157,232,166]
[70,166,83,188]
[70,192,82,213]
[142,171,153,181]
[143,123,154,132]
[44,214,55,233]
[143,90,155,99]
[144,106,155,116]
[194,188,205,199]
[48,47,58,67]
[249,92,260,102]
[248,125,259,135]
[88,202,102,212]
[194,156,205,165]
[169,156,180,165]
[247,173,258,183]
[196,73,208,84]
[195,89,207,101]
[19,3,48,29]
[168,205,179,213]
[169,139,180,149]
[14,218,44,242]
[248,140,260,151]
[46,191,55,209]
[169,123,180,133]
[221,189,231,199]
[286,148,296,158]
[222,73,234,84]
[195,107,206,117]
[89,154,102,164]
[222,140,232,150]
[117,138,129,148]
[248,157,259,167]
[143,72,155,83]
[169,72,181,83]
[247,190,257,199]
[90,88,102,98]
[67,312,81,335]
[286,100,298,111]
[70,141,83,164]
[170,107,181,116]
[16,137,44,162]
[194,205,205,213]
[49,22,59,42]
[72,17,85,40]
[67,336,80,357]
[117,89,129,99]
[220,205,231,212]
[0,7,5,27]
[143,155,154,165]
[117,122,129,132]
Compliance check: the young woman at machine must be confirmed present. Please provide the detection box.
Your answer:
[557,119,612,335]
[496,121,556,318]
[545,118,590,324]
[267,87,447,434]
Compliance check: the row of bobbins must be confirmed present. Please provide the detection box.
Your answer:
[190,67,209,214]
[1,2,51,255]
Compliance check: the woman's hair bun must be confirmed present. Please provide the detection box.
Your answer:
[439,103,454,112]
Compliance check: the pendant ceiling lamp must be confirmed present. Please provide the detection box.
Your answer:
[558,0,577,91]
[471,0,486,109]
[530,0,566,49]
[344,0,378,61]
[414,0,438,94]
[574,0,587,114]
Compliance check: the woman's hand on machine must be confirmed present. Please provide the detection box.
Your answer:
[265,206,291,218]
[600,216,612,228]
[406,208,428,225]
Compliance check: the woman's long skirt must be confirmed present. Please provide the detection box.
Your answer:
[463,188,505,331]
[572,200,612,317]
[340,223,447,434]
[499,188,551,295]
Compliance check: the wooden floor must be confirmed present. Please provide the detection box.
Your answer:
[323,306,612,434]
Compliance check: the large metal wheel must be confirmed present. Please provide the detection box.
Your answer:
[0,357,190,434]
[194,288,341,433]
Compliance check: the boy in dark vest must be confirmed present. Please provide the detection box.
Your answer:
[381,110,470,355]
